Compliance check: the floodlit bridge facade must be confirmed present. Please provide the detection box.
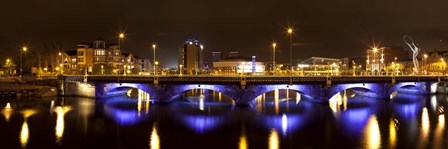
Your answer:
[62,75,448,106]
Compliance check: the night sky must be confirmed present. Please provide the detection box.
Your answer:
[1,0,448,67]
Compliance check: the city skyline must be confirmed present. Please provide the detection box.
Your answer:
[1,0,448,67]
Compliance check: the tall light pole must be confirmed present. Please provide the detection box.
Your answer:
[179,64,183,76]
[119,33,125,50]
[20,46,27,77]
[59,52,64,75]
[372,47,378,75]
[272,42,277,74]
[287,28,294,76]
[423,54,428,75]
[152,44,157,76]
[119,33,125,75]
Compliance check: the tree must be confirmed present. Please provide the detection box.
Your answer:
[3,58,16,75]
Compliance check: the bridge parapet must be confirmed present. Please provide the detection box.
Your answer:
[158,76,241,84]
[87,75,154,83]
[63,75,448,84]
[64,76,85,82]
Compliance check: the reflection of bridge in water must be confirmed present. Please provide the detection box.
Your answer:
[62,75,448,106]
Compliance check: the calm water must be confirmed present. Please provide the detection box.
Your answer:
[0,89,447,149]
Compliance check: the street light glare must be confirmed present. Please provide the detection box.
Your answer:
[287,28,293,34]
[22,47,27,52]
[152,44,156,48]
[272,43,276,48]
[119,33,125,39]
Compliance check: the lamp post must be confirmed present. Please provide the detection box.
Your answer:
[272,42,276,74]
[119,33,125,50]
[59,52,64,75]
[287,28,294,75]
[155,61,159,76]
[179,64,183,76]
[20,46,27,77]
[423,54,428,75]
[372,47,378,75]
[152,44,156,76]
[101,65,104,75]
[123,65,126,76]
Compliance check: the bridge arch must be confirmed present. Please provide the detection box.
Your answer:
[328,83,388,100]
[152,84,240,103]
[388,82,428,96]
[237,84,325,104]
[95,83,153,98]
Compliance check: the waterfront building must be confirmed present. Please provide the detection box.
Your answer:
[298,57,341,75]
[212,56,265,75]
[178,39,204,74]
[59,38,144,75]
[366,47,386,74]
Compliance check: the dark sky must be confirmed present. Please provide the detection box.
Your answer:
[1,0,448,67]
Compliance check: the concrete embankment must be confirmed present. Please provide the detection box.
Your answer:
[0,78,58,100]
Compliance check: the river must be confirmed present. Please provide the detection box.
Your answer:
[0,89,447,148]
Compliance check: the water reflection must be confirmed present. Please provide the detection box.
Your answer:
[2,102,13,122]
[239,126,248,149]
[104,99,150,126]
[20,121,29,148]
[389,119,398,149]
[149,123,160,149]
[268,128,279,149]
[20,109,37,148]
[364,115,381,149]
[4,90,448,148]
[54,106,72,144]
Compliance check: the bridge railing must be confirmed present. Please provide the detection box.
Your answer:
[62,74,448,84]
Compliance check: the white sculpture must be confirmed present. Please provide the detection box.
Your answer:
[403,35,420,74]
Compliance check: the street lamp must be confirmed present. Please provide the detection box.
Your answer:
[118,33,125,49]
[20,46,27,77]
[423,54,428,74]
[287,28,294,75]
[179,64,183,76]
[152,44,157,76]
[123,65,126,76]
[101,65,104,75]
[155,61,159,75]
[272,42,277,74]
[58,52,64,75]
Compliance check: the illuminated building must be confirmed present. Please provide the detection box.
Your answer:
[366,47,386,74]
[178,39,204,74]
[212,56,265,75]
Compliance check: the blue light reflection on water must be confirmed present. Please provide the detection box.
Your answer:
[103,96,151,126]
[3,89,446,148]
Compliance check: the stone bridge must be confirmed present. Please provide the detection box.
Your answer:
[62,75,448,106]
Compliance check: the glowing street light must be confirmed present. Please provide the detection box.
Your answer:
[58,52,64,75]
[118,32,125,50]
[179,64,183,76]
[20,46,27,77]
[272,42,277,73]
[152,44,157,76]
[286,27,294,76]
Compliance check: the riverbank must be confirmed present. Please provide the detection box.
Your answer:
[0,77,58,100]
